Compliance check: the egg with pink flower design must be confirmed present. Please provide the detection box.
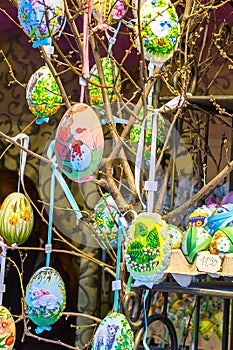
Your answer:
[93,0,129,25]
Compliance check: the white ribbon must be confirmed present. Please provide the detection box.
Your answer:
[135,95,186,212]
[6,133,30,192]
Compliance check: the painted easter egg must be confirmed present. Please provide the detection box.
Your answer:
[135,0,180,65]
[209,226,233,256]
[25,266,66,333]
[26,66,62,124]
[93,0,129,26]
[130,108,165,163]
[91,193,120,248]
[92,312,134,350]
[18,0,65,48]
[54,103,104,182]
[0,306,16,349]
[206,204,233,235]
[0,192,34,245]
[199,320,217,340]
[181,226,212,264]
[89,57,121,106]
[125,212,171,287]
[187,205,214,229]
[167,224,183,249]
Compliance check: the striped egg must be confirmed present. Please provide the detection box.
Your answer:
[0,192,34,245]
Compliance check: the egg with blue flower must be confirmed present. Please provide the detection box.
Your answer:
[18,0,65,48]
[135,0,180,65]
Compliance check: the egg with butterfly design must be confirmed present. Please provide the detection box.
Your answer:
[125,212,171,287]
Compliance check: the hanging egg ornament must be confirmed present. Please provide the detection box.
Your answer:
[18,0,65,48]
[25,266,66,333]
[199,320,217,341]
[0,306,16,350]
[93,0,129,26]
[55,103,104,182]
[92,312,134,350]
[26,66,63,124]
[125,212,171,287]
[91,194,120,248]
[0,192,34,245]
[181,226,212,264]
[130,108,165,163]
[135,0,180,65]
[89,57,121,106]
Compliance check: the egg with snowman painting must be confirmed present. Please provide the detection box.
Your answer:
[92,312,134,350]
[25,266,66,334]
[0,306,16,349]
[55,103,104,182]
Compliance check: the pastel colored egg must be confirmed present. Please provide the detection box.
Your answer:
[130,109,165,162]
[25,266,66,333]
[125,212,171,287]
[91,193,120,248]
[0,306,16,350]
[26,66,62,123]
[181,226,212,264]
[187,205,214,229]
[92,312,134,350]
[89,57,121,106]
[210,226,233,256]
[135,0,180,64]
[0,192,34,245]
[54,103,104,182]
[167,224,183,249]
[18,0,65,48]
[93,0,129,25]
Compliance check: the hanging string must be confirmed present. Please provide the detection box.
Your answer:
[142,289,150,350]
[134,96,186,212]
[80,0,93,103]
[0,241,6,306]
[45,164,56,267]
[6,133,29,192]
[47,141,82,224]
[113,218,123,313]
